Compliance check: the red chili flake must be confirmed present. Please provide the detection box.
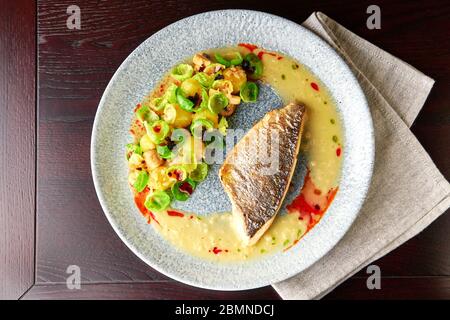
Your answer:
[129,129,135,135]
[134,103,142,112]
[179,182,194,195]
[257,51,277,60]
[277,56,283,60]
[153,125,161,133]
[169,169,184,181]
[311,82,319,91]
[167,210,184,218]
[314,189,322,195]
[336,147,342,157]
[211,247,222,254]
[238,43,258,52]
[189,215,194,219]
[314,204,321,211]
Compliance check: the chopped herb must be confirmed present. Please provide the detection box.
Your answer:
[330,118,335,124]
[272,236,276,241]
[297,229,302,238]
[281,74,286,80]
[260,249,266,254]
[332,135,338,143]
[272,242,276,245]
[237,248,241,252]
[324,101,328,105]
[283,239,290,246]
[292,63,299,70]
[197,217,202,221]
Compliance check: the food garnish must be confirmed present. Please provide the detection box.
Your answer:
[127,50,262,208]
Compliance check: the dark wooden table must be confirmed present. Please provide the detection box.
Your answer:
[1,0,449,299]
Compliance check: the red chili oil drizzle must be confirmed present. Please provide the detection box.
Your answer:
[287,193,321,217]
[167,210,184,218]
[257,51,276,60]
[336,147,342,157]
[284,171,338,251]
[257,51,283,61]
[134,187,159,225]
[310,82,319,91]
[238,43,258,52]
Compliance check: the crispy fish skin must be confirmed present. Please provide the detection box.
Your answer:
[219,103,306,245]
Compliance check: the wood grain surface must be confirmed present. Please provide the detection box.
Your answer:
[2,0,448,299]
[22,281,280,300]
[0,0,36,299]
[21,277,450,300]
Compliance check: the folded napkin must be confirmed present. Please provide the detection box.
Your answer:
[273,12,450,300]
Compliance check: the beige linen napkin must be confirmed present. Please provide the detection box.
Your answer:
[273,12,450,300]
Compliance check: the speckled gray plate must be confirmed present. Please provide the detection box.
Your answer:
[91,10,374,291]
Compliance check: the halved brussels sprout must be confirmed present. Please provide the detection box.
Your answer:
[144,190,171,211]
[171,63,194,81]
[208,92,229,114]
[144,120,170,144]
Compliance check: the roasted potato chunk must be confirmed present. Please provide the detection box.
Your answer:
[223,66,247,94]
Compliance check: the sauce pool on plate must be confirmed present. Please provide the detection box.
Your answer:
[129,45,344,262]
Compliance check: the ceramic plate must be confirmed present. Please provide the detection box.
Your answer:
[91,10,374,290]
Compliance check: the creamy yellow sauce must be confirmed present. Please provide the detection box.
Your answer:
[261,52,343,192]
[152,209,308,262]
[134,46,343,262]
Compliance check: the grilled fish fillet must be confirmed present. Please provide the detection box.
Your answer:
[219,103,306,245]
